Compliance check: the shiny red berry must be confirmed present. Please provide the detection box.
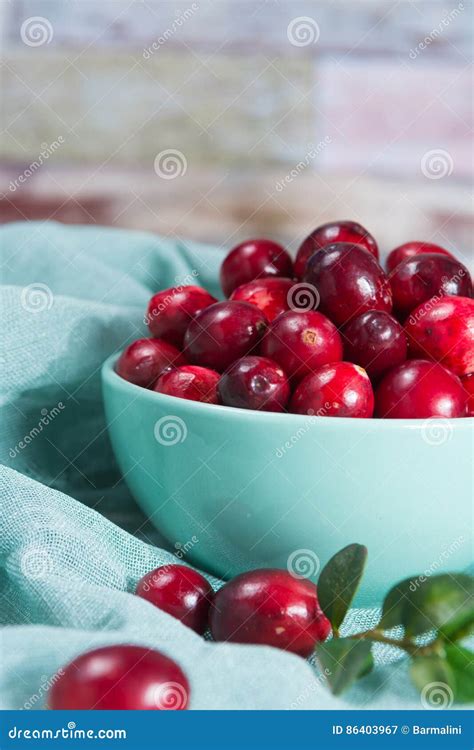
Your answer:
[290,362,374,418]
[405,296,474,377]
[218,356,290,412]
[184,301,267,372]
[389,254,472,320]
[230,277,295,321]
[386,241,454,273]
[136,564,213,634]
[303,243,392,327]
[375,359,467,418]
[147,286,217,347]
[343,310,407,381]
[116,338,186,388]
[461,374,474,416]
[295,220,378,279]
[260,310,343,383]
[48,645,190,710]
[209,569,330,657]
[154,365,220,404]
[220,239,293,297]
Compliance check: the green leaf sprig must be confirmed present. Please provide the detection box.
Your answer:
[314,543,474,702]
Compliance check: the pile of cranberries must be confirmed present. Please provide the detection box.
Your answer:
[116,221,473,419]
[48,563,330,710]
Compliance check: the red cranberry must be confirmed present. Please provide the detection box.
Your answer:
[389,254,472,320]
[260,310,343,383]
[386,241,454,273]
[116,338,186,388]
[147,286,217,347]
[461,374,474,416]
[294,220,378,279]
[217,356,290,412]
[405,296,474,377]
[184,301,267,372]
[209,569,330,657]
[375,359,467,418]
[230,277,295,321]
[290,362,374,418]
[136,564,213,634]
[303,243,392,327]
[343,310,407,381]
[154,365,220,404]
[48,645,189,710]
[220,239,293,297]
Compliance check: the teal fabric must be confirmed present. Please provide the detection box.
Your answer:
[0,221,432,710]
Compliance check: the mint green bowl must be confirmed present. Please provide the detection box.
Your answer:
[102,354,472,606]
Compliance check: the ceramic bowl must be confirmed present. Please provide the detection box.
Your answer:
[102,353,472,605]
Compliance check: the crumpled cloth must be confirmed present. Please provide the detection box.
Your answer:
[0,221,427,709]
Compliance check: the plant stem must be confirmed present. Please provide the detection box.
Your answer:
[350,628,435,656]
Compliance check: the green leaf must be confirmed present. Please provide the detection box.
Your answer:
[410,655,456,708]
[315,638,373,696]
[380,577,417,630]
[317,544,368,631]
[439,606,474,642]
[445,644,474,703]
[381,573,474,636]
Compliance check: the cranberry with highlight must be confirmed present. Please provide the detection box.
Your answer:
[220,239,293,297]
[147,286,217,347]
[375,359,467,418]
[184,301,267,372]
[343,310,407,381]
[154,365,220,404]
[230,277,294,321]
[303,243,392,327]
[116,338,186,388]
[209,569,330,657]
[261,310,343,383]
[386,241,454,273]
[405,296,474,377]
[136,564,213,634]
[290,362,374,418]
[48,645,189,710]
[218,356,290,412]
[389,254,471,320]
[294,220,378,279]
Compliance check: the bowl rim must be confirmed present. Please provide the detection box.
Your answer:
[102,352,474,431]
